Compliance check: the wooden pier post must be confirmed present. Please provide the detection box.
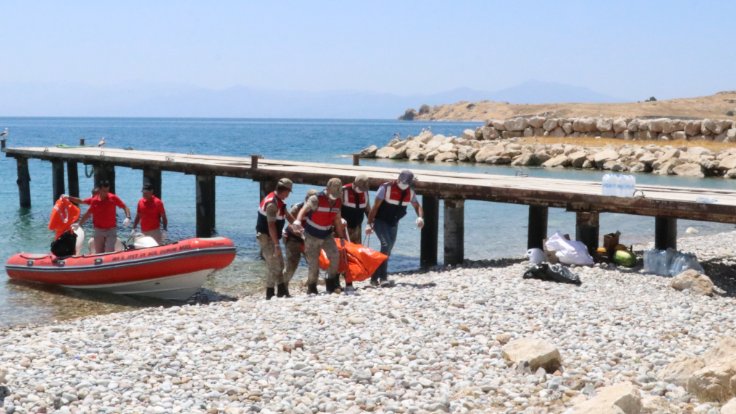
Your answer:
[258,179,277,200]
[79,138,85,146]
[67,161,79,198]
[94,163,116,193]
[196,175,216,237]
[1,139,6,150]
[16,157,31,208]
[420,195,439,268]
[250,154,259,169]
[143,168,162,198]
[352,154,360,166]
[655,216,677,250]
[575,211,600,255]
[52,160,65,202]
[527,205,548,249]
[444,199,465,265]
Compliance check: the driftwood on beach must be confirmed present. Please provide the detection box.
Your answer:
[360,117,736,179]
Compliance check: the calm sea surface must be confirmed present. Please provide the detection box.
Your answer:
[1,117,733,328]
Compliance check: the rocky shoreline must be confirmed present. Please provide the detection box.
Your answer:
[360,117,736,178]
[1,231,735,413]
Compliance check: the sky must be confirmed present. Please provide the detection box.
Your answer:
[2,0,736,108]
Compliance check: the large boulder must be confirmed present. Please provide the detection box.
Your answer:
[511,152,538,166]
[543,154,571,168]
[375,146,398,159]
[529,116,546,128]
[594,148,620,166]
[456,145,478,162]
[481,126,499,140]
[504,117,528,132]
[501,337,561,373]
[670,269,714,296]
[542,118,557,131]
[565,382,642,414]
[434,151,457,162]
[672,162,704,178]
[569,151,589,168]
[703,337,736,366]
[685,120,702,136]
[474,144,505,163]
[723,398,736,414]
[573,117,597,133]
[687,361,736,402]
[462,129,476,140]
[659,355,706,387]
[613,118,628,133]
[596,117,614,132]
[359,145,378,158]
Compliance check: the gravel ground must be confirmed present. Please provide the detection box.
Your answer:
[1,231,734,413]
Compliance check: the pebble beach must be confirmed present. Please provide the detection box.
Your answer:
[1,231,735,413]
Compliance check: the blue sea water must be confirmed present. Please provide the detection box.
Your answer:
[1,117,733,328]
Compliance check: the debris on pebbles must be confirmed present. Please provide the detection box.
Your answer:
[1,231,734,413]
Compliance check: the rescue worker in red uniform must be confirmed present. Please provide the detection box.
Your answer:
[367,170,424,287]
[341,174,371,245]
[132,182,168,244]
[256,178,296,299]
[293,178,347,295]
[78,180,132,253]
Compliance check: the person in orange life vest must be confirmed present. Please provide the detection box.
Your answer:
[77,180,131,253]
[367,170,424,287]
[292,178,347,295]
[256,178,296,300]
[341,174,371,245]
[282,188,318,294]
[132,183,168,244]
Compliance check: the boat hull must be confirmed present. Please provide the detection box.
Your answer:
[5,237,236,300]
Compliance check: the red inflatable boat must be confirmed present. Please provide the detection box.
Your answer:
[5,237,236,300]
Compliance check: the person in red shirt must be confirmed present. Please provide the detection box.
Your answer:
[78,180,131,253]
[132,183,168,244]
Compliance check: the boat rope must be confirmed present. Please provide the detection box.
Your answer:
[84,164,94,178]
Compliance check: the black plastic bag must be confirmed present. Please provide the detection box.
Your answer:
[523,263,582,285]
[50,230,77,258]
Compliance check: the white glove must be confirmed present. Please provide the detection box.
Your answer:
[416,217,425,229]
[71,223,79,231]
[162,230,168,240]
[292,220,304,234]
[123,217,131,227]
[365,223,373,235]
[60,194,68,199]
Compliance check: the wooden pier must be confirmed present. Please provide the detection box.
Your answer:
[5,142,736,266]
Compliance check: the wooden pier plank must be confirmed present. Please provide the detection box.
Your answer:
[5,146,736,225]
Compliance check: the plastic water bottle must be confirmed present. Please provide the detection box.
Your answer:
[602,174,612,196]
[614,174,625,197]
[628,175,636,197]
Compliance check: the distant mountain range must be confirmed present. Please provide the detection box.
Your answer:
[0,80,626,119]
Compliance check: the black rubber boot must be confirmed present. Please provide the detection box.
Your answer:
[266,287,275,300]
[325,276,339,293]
[307,283,318,295]
[277,283,290,298]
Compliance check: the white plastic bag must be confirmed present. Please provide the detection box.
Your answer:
[544,232,594,266]
[526,248,545,264]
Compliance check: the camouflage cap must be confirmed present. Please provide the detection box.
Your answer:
[326,178,343,198]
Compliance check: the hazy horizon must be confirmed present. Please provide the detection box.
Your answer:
[2,1,735,117]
